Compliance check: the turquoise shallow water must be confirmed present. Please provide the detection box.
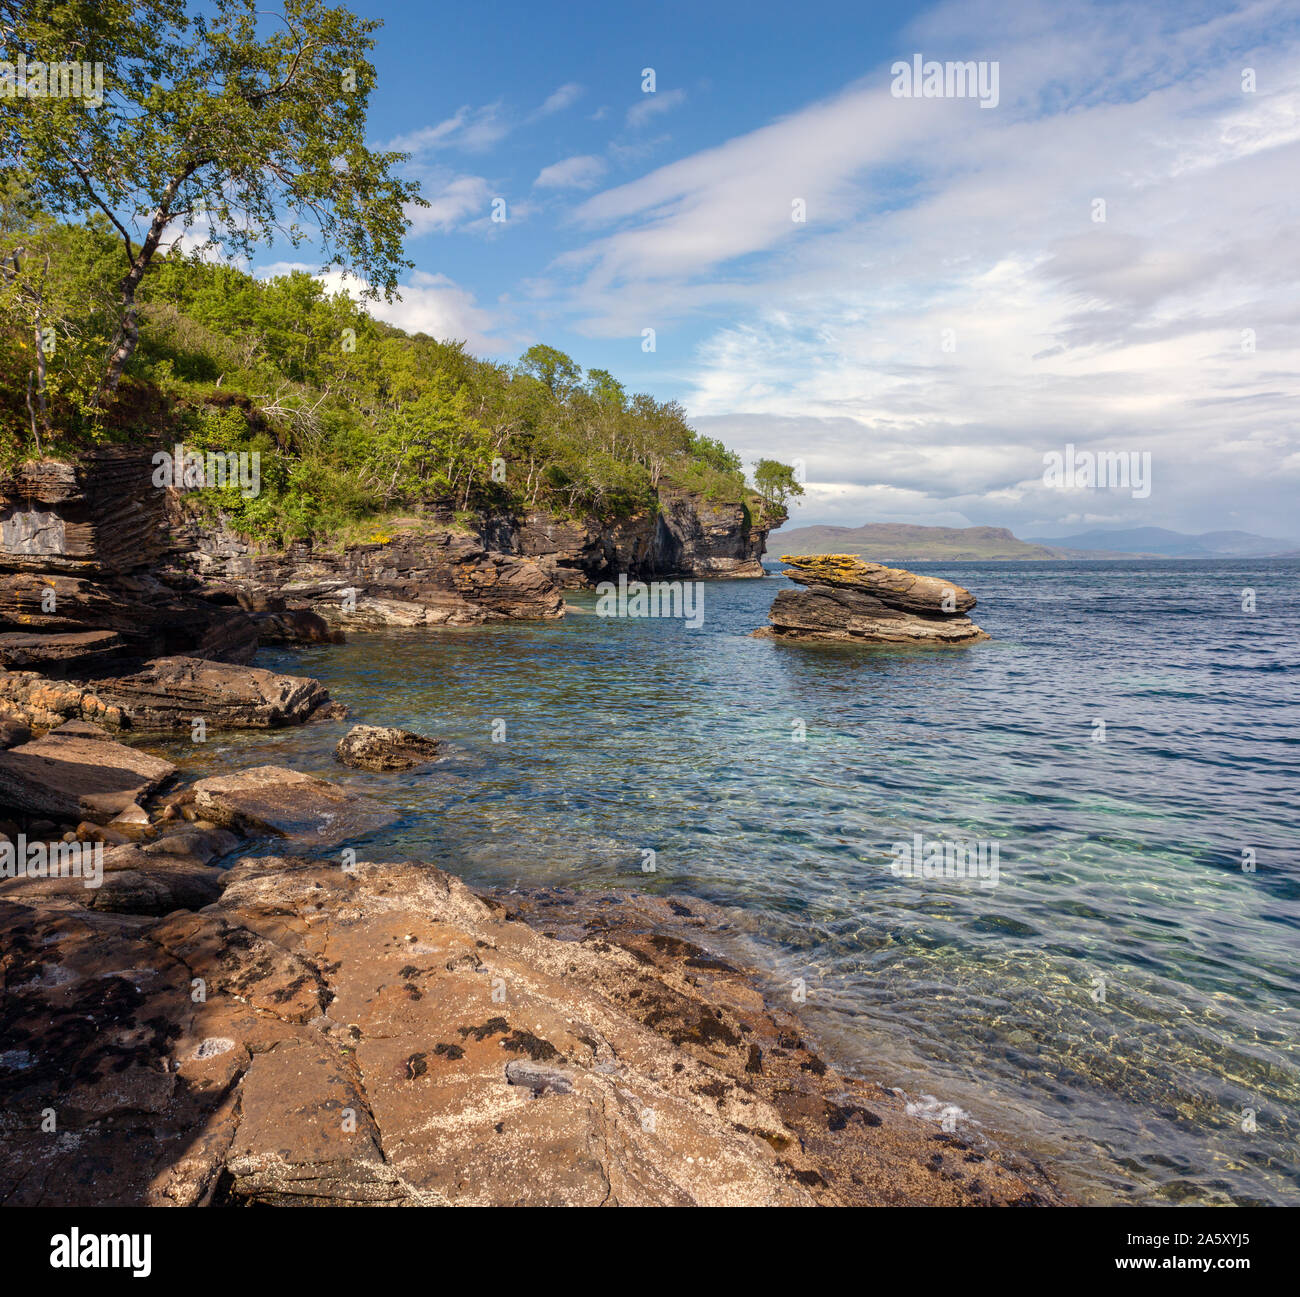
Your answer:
[156,558,1300,1205]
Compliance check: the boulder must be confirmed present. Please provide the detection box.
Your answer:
[0,723,176,824]
[0,717,31,750]
[335,724,440,772]
[189,766,398,847]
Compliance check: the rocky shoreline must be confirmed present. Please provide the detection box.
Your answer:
[0,743,1066,1206]
[0,456,1067,1207]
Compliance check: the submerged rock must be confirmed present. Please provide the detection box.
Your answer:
[759,553,989,645]
[335,724,440,772]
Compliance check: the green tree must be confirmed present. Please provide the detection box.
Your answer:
[517,343,581,398]
[752,458,803,515]
[0,0,424,403]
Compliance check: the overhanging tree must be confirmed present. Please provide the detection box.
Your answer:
[0,0,424,406]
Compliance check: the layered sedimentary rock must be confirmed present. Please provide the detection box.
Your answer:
[0,455,261,668]
[173,513,565,627]
[484,487,781,588]
[0,836,1065,1206]
[0,449,170,576]
[0,655,335,732]
[760,554,989,644]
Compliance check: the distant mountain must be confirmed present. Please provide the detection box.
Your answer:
[772,522,1300,563]
[1023,527,1300,558]
[775,524,1063,562]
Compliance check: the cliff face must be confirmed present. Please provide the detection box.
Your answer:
[0,451,261,674]
[483,487,780,588]
[174,513,566,627]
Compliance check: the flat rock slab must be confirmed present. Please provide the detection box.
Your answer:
[190,766,398,848]
[0,724,176,824]
[0,630,128,672]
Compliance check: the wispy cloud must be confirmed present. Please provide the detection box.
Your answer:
[405,173,494,235]
[536,82,583,116]
[534,154,607,190]
[388,103,509,155]
[625,87,686,129]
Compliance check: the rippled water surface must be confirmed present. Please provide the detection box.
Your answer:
[157,559,1300,1205]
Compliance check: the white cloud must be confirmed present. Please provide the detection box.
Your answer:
[406,174,493,235]
[541,0,1300,536]
[537,82,583,116]
[625,87,686,129]
[388,103,509,155]
[534,154,607,190]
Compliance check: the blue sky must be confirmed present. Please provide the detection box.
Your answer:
[248,0,1300,538]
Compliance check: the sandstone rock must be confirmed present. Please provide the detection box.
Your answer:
[0,449,168,576]
[0,717,31,750]
[0,630,130,673]
[189,766,398,847]
[0,857,1068,1207]
[780,553,977,613]
[0,726,176,824]
[497,487,780,585]
[171,515,566,627]
[761,554,989,645]
[83,656,333,731]
[335,724,440,772]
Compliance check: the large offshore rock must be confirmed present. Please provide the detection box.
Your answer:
[760,553,989,645]
[779,553,977,614]
[189,765,398,847]
[0,721,176,823]
[0,854,1067,1206]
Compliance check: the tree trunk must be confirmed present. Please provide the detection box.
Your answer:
[96,175,187,405]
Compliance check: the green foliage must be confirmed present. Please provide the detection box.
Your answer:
[752,458,804,520]
[0,0,424,399]
[0,225,794,541]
